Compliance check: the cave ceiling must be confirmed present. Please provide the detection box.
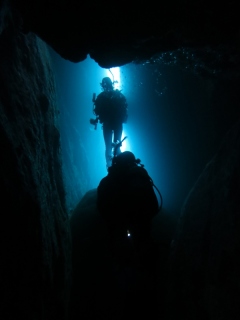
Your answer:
[8,0,240,73]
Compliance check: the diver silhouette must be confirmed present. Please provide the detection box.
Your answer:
[97,151,162,245]
[90,77,128,168]
[70,150,163,320]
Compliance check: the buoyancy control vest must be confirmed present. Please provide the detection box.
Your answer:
[94,90,128,124]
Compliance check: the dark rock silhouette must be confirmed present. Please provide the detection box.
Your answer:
[8,0,240,69]
[168,119,240,320]
[0,7,71,320]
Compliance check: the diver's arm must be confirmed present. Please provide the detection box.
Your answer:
[89,117,99,130]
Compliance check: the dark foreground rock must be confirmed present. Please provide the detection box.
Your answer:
[168,119,240,320]
[0,9,71,320]
[8,0,240,69]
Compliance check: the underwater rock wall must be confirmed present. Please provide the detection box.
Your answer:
[168,119,240,320]
[59,107,90,214]
[9,0,240,68]
[0,4,71,320]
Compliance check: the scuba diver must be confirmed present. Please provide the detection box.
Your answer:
[97,148,162,245]
[97,149,163,319]
[90,77,128,168]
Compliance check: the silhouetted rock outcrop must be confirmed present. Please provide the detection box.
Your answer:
[8,0,240,70]
[0,7,71,320]
[168,119,240,320]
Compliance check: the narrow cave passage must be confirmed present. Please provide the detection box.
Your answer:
[50,49,226,217]
[48,48,240,319]
[1,2,240,319]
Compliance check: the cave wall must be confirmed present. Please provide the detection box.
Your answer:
[0,4,71,320]
[57,100,91,214]
[167,119,240,320]
[1,1,240,319]
[8,0,240,68]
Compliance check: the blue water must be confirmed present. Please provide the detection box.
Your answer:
[50,49,228,216]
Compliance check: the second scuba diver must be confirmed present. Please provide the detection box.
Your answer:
[90,77,128,168]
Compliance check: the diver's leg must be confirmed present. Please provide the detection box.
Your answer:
[113,123,123,155]
[103,124,113,167]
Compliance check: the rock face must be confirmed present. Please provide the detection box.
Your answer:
[1,1,240,320]
[0,6,71,320]
[59,107,91,213]
[168,119,240,320]
[8,0,240,68]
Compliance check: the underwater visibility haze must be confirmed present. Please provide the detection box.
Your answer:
[49,49,236,216]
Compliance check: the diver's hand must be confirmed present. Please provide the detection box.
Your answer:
[90,118,97,125]
[90,118,98,130]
